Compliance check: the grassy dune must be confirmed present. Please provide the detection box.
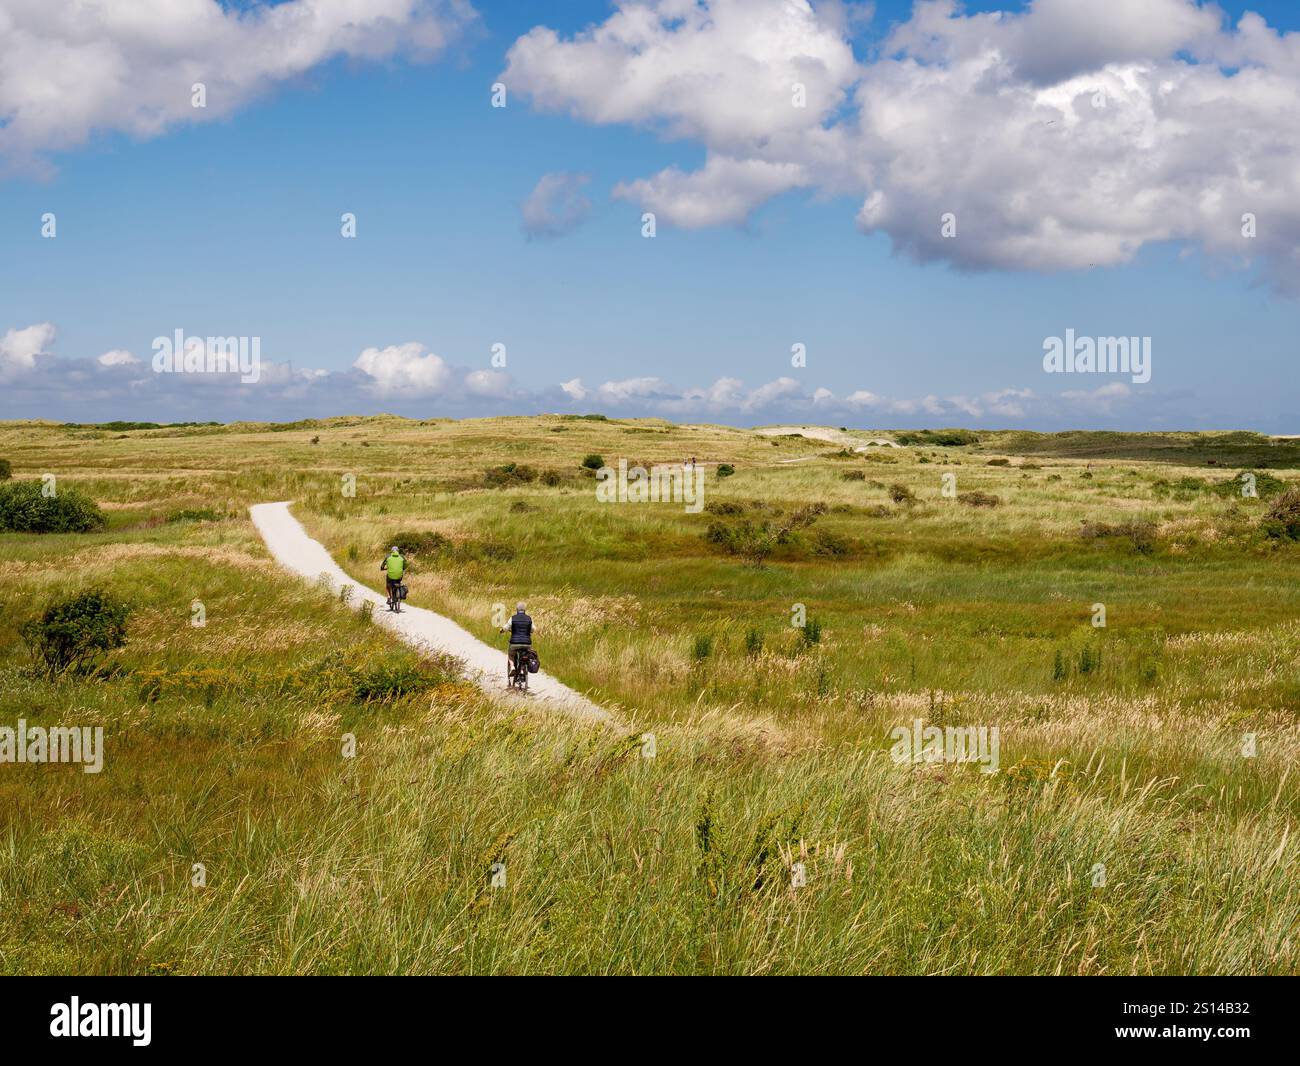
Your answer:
[1,415,1298,974]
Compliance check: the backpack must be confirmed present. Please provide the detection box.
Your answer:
[526,649,540,674]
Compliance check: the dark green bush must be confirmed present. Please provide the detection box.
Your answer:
[0,459,11,480]
[1079,518,1156,554]
[390,530,452,555]
[888,483,915,504]
[387,530,513,562]
[957,491,1000,508]
[345,653,461,703]
[716,464,735,478]
[0,480,106,533]
[895,429,980,447]
[581,454,605,470]
[166,507,222,523]
[1263,488,1300,540]
[484,463,538,487]
[21,589,132,675]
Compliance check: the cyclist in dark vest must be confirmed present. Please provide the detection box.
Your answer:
[505,602,533,679]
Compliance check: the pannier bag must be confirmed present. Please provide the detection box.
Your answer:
[527,649,540,674]
[398,584,408,600]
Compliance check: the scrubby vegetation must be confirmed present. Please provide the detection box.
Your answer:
[2,414,1299,974]
[0,480,106,533]
[20,589,132,675]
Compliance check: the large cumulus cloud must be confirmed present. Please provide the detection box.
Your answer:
[0,0,477,174]
[502,0,1300,291]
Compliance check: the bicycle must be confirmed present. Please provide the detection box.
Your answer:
[386,580,405,613]
[507,646,531,692]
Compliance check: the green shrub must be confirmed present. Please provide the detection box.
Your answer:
[744,628,763,656]
[691,634,714,661]
[1079,518,1156,554]
[166,507,221,523]
[387,530,513,562]
[895,429,980,447]
[1263,488,1300,540]
[810,529,851,556]
[957,491,1000,508]
[390,530,452,556]
[344,653,461,703]
[716,464,735,478]
[581,454,605,470]
[484,463,538,487]
[841,470,866,481]
[0,459,11,480]
[0,480,106,533]
[1212,470,1287,501]
[888,483,915,504]
[801,618,822,645]
[21,589,132,675]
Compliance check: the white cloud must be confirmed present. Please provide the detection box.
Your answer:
[97,349,139,367]
[521,171,593,238]
[560,377,589,401]
[503,0,857,150]
[465,368,512,397]
[0,320,1219,429]
[0,0,477,173]
[614,155,808,228]
[506,0,1300,291]
[0,321,56,374]
[353,342,453,396]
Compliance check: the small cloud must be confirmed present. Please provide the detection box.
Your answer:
[0,322,56,373]
[521,172,593,239]
[97,349,139,367]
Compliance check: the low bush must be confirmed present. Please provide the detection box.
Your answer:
[0,481,106,533]
[1263,487,1300,540]
[21,589,132,675]
[389,530,453,556]
[895,429,980,446]
[1079,518,1157,554]
[166,507,222,523]
[342,653,462,703]
[957,491,1000,508]
[484,463,538,487]
[386,530,513,563]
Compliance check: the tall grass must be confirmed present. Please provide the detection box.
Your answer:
[1,415,1297,973]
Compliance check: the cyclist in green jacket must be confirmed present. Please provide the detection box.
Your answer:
[381,546,407,611]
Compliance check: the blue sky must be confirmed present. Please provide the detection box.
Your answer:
[1,0,1297,430]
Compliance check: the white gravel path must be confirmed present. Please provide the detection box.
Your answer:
[249,501,612,725]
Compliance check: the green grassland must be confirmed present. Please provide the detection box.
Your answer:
[1,416,1298,974]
